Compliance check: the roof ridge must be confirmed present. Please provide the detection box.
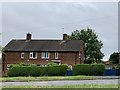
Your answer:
[11,39,83,41]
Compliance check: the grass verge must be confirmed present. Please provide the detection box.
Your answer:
[1,84,118,88]
[1,76,94,82]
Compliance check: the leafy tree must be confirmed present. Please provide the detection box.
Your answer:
[68,27,104,63]
[0,46,2,51]
[109,52,119,64]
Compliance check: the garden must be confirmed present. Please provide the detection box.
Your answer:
[7,63,106,77]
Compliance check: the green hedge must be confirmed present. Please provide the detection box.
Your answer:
[114,65,120,75]
[90,64,105,76]
[73,64,105,76]
[29,66,48,76]
[48,64,68,76]
[8,66,31,77]
[118,65,120,75]
[8,64,68,77]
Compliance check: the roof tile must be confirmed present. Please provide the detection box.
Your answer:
[3,39,84,52]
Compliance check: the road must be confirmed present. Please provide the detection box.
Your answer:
[1,79,118,86]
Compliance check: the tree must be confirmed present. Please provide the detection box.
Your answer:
[109,52,119,64]
[68,27,104,63]
[0,46,3,51]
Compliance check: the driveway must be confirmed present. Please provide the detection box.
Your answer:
[1,79,118,86]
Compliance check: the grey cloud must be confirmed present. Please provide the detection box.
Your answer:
[2,2,118,59]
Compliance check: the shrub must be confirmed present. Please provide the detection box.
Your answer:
[59,64,68,76]
[73,64,91,76]
[30,66,48,76]
[8,66,31,77]
[73,64,105,76]
[8,64,68,76]
[90,64,105,76]
[19,63,37,66]
[46,62,59,67]
[47,64,68,76]
[114,65,120,75]
[8,65,48,77]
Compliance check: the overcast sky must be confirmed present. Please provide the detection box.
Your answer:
[1,2,118,60]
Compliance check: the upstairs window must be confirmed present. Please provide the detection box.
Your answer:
[55,52,59,59]
[41,52,50,59]
[21,52,25,59]
[29,52,37,59]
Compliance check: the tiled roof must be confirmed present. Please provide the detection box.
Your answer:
[3,39,84,52]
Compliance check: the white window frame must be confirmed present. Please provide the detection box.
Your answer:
[21,52,25,59]
[55,52,59,59]
[29,52,37,59]
[41,52,50,59]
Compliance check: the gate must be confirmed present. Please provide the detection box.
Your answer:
[67,70,73,76]
[104,69,118,76]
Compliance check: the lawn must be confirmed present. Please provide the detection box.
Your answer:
[1,84,118,88]
[1,76,94,82]
[1,76,118,90]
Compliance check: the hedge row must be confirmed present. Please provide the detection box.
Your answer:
[113,65,120,75]
[8,64,68,77]
[73,64,105,76]
[117,65,120,75]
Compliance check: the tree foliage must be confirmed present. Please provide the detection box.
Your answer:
[0,46,3,51]
[68,27,104,63]
[109,52,119,64]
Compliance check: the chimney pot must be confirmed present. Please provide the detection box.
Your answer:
[26,33,32,40]
[63,33,68,40]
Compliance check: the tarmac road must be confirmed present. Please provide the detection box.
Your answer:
[1,79,118,86]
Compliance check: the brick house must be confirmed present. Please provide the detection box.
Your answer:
[2,33,85,75]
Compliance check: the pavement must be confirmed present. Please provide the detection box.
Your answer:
[92,76,119,79]
[1,79,119,87]
[0,76,119,87]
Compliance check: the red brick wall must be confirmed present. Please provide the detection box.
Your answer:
[2,50,84,75]
[80,46,85,63]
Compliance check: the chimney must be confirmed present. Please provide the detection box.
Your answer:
[26,33,32,40]
[63,33,68,40]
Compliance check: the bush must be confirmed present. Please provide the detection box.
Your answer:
[73,64,105,76]
[73,64,90,76]
[30,66,48,76]
[8,65,48,77]
[59,64,68,76]
[8,64,68,77]
[47,64,68,76]
[46,62,59,67]
[90,64,105,76]
[114,65,120,75]
[8,66,31,77]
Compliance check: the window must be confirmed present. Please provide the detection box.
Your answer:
[41,52,50,59]
[21,52,25,59]
[29,52,37,59]
[55,52,58,59]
